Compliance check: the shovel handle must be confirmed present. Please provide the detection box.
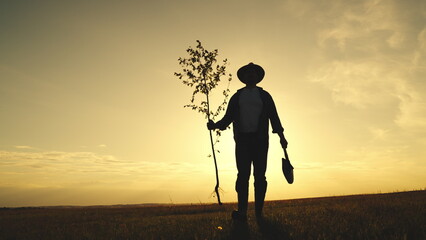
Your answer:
[283,148,289,161]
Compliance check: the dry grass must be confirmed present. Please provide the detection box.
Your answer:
[1,190,425,239]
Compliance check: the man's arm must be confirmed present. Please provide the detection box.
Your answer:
[265,92,284,133]
[265,91,288,148]
[207,94,237,130]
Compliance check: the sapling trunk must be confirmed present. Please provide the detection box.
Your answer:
[206,90,222,205]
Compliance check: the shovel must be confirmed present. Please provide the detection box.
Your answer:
[282,148,294,184]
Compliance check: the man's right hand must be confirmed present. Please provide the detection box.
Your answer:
[207,120,216,130]
[278,132,288,149]
[280,137,288,149]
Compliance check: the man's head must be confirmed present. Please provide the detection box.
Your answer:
[237,63,265,86]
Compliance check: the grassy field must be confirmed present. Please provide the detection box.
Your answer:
[1,190,425,240]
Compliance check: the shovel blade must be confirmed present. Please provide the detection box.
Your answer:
[282,157,294,184]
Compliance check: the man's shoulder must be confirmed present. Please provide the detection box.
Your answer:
[229,90,241,103]
[232,88,245,97]
[257,87,272,97]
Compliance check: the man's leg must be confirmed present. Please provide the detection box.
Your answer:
[253,139,268,218]
[235,135,253,218]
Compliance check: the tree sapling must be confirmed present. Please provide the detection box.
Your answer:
[175,40,232,205]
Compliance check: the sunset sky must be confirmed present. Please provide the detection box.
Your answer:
[1,0,425,207]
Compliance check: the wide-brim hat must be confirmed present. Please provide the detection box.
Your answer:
[237,62,265,84]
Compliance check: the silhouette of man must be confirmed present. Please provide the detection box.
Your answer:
[207,62,288,221]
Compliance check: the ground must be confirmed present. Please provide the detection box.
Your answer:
[1,190,425,239]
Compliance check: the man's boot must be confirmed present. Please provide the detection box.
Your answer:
[254,181,267,219]
[233,183,248,221]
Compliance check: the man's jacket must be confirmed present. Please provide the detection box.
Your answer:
[215,87,284,141]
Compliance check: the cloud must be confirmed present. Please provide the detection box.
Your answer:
[369,127,389,140]
[314,0,412,50]
[0,148,226,206]
[282,0,426,183]
[419,28,426,50]
[303,0,426,131]
[309,60,403,108]
[0,149,214,189]
[0,149,204,173]
[14,145,37,150]
[394,84,426,130]
[387,31,405,49]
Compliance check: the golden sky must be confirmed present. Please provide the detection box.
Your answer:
[1,0,425,207]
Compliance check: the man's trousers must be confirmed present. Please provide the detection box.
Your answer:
[235,133,268,216]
